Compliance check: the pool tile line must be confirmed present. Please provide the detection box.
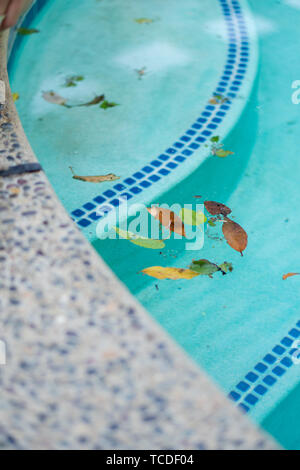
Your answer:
[228,322,300,414]
[68,0,251,229]
[8,0,251,230]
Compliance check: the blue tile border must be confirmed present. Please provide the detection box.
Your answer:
[228,321,300,414]
[8,0,251,230]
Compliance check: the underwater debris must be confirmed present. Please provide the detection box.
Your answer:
[69,167,120,183]
[147,206,186,237]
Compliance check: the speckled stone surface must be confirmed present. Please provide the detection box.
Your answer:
[0,21,278,450]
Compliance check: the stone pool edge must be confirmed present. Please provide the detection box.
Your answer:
[0,20,277,452]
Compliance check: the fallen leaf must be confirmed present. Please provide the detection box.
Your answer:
[69,167,120,183]
[17,27,40,35]
[219,261,233,273]
[204,200,232,216]
[100,100,119,109]
[207,219,216,227]
[78,94,105,107]
[222,218,248,256]
[114,227,165,250]
[147,207,186,237]
[12,92,19,102]
[64,75,84,87]
[214,149,234,158]
[141,266,199,280]
[209,94,228,105]
[189,259,221,277]
[282,273,300,280]
[179,208,207,225]
[134,18,154,24]
[42,91,68,106]
[210,136,220,143]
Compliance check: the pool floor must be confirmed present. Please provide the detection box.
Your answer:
[9,0,300,449]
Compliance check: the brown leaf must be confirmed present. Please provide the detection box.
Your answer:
[222,218,248,256]
[282,273,300,280]
[77,94,105,107]
[204,200,232,216]
[147,207,186,237]
[69,167,120,183]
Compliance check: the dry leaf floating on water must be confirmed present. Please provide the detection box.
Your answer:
[222,218,248,256]
[204,200,232,216]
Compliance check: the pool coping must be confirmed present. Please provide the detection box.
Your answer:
[0,1,277,450]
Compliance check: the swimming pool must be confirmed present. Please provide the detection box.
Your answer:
[8,0,300,449]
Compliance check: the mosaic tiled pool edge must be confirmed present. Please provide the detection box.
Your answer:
[8,0,256,234]
[228,321,300,416]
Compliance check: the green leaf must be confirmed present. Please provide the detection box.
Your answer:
[219,262,233,273]
[17,27,40,35]
[65,75,84,87]
[100,100,119,109]
[179,208,207,226]
[214,149,234,158]
[113,227,165,249]
[207,219,216,227]
[210,135,220,143]
[131,238,165,249]
[189,259,220,277]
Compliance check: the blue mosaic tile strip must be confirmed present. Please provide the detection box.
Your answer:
[9,0,250,229]
[228,321,300,414]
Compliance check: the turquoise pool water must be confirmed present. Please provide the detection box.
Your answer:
[9,0,300,449]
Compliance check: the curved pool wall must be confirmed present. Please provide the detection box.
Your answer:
[7,0,258,241]
[0,0,276,450]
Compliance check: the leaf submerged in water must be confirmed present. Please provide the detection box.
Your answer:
[100,100,119,109]
[64,75,84,87]
[134,18,154,24]
[12,92,19,102]
[189,259,221,277]
[213,149,234,158]
[78,94,105,107]
[42,91,68,106]
[114,227,165,250]
[141,266,200,280]
[282,272,300,280]
[69,166,120,183]
[179,208,207,225]
[17,27,40,35]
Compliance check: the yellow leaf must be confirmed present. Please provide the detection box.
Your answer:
[113,227,165,249]
[12,92,19,102]
[134,18,154,24]
[179,208,207,225]
[141,266,200,280]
